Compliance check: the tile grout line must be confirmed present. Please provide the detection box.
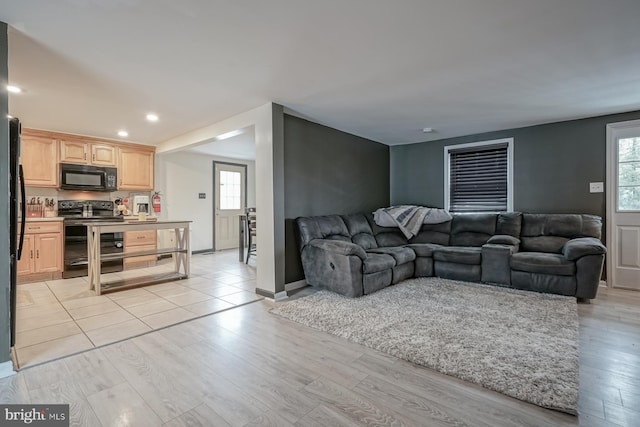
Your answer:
[15,298,265,372]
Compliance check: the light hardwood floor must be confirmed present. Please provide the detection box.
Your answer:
[1,285,639,426]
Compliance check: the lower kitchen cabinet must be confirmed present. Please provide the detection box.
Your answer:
[17,221,63,283]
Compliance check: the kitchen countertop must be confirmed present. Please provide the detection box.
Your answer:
[21,217,64,222]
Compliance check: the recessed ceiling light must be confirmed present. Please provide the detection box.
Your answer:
[422,127,434,133]
[7,85,22,94]
[117,130,129,137]
[146,113,159,122]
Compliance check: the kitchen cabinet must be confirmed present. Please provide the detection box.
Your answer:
[17,221,63,282]
[60,138,117,166]
[123,228,157,269]
[21,128,156,190]
[20,132,59,187]
[118,146,154,190]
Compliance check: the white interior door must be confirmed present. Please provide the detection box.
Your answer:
[607,120,640,290]
[214,163,245,250]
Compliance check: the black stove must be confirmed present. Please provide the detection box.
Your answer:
[59,200,125,278]
[58,199,122,220]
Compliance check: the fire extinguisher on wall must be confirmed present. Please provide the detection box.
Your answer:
[152,192,161,213]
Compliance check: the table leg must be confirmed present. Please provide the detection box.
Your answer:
[238,215,245,262]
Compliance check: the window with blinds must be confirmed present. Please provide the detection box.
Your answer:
[445,138,513,213]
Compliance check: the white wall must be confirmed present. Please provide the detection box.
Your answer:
[155,151,256,251]
[157,103,280,295]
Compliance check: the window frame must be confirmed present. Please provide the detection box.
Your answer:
[444,137,514,213]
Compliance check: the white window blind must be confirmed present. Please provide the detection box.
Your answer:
[447,142,510,213]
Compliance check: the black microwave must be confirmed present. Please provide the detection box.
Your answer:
[60,163,118,192]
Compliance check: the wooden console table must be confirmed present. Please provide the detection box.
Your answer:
[86,220,191,295]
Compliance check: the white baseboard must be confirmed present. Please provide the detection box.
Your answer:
[0,360,16,379]
[285,279,308,292]
[274,290,288,301]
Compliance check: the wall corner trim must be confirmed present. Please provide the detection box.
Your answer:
[0,360,16,379]
[284,279,307,292]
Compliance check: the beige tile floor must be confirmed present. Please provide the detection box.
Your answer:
[14,250,260,368]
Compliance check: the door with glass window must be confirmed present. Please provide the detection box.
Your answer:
[214,163,246,250]
[607,120,640,290]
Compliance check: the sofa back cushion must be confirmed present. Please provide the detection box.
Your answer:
[296,215,351,251]
[410,221,451,245]
[520,214,602,253]
[342,214,378,250]
[449,214,497,247]
[496,212,522,237]
[365,213,409,248]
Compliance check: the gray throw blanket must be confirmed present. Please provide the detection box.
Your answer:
[382,205,429,239]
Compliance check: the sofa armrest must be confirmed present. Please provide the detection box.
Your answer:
[487,234,521,246]
[308,239,367,260]
[481,243,517,285]
[562,237,606,261]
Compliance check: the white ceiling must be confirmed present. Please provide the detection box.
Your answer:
[184,128,256,160]
[2,0,640,149]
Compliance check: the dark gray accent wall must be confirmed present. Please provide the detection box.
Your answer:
[0,22,11,363]
[284,114,390,283]
[391,110,640,221]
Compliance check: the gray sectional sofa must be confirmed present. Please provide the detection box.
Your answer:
[296,212,606,301]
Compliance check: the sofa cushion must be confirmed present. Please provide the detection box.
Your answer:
[363,253,395,273]
[366,213,410,248]
[520,236,569,254]
[487,235,520,246]
[410,221,451,245]
[496,212,522,237]
[433,246,482,265]
[342,214,378,250]
[511,252,576,276]
[316,215,350,239]
[367,247,416,265]
[449,214,497,247]
[405,243,443,257]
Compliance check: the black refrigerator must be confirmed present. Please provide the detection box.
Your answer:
[9,117,26,347]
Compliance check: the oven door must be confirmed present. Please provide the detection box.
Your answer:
[60,164,108,191]
[63,222,124,278]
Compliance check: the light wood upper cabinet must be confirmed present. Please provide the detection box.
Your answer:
[118,147,154,190]
[60,139,89,164]
[21,128,155,190]
[60,139,117,166]
[20,133,59,187]
[91,144,117,166]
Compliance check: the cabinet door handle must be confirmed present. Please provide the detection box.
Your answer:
[36,250,39,259]
[93,153,96,161]
[30,250,33,259]
[84,152,87,160]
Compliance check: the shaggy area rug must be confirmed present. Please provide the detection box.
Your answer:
[270,277,579,414]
